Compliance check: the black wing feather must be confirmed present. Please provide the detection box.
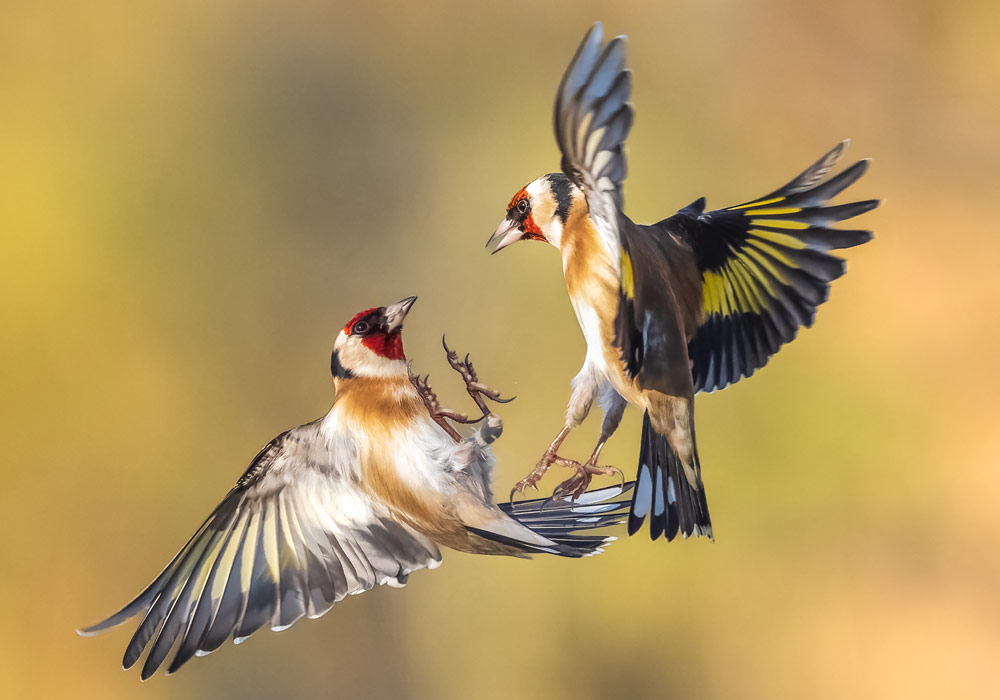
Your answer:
[673,142,878,392]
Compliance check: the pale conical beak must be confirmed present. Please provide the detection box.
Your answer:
[383,296,417,332]
[486,219,523,255]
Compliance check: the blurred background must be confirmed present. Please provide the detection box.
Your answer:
[3,0,999,697]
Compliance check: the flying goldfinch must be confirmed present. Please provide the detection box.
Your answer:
[79,297,630,678]
[487,23,878,541]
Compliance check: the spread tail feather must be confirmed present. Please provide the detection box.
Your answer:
[628,412,712,541]
[484,483,634,556]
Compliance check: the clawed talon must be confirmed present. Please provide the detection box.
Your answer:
[410,372,479,424]
[509,465,547,503]
[542,461,623,508]
[508,450,579,505]
[411,339,514,444]
[409,372,439,412]
[442,336,515,414]
[507,438,622,506]
[409,370,467,441]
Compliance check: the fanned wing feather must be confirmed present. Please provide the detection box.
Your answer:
[272,496,308,629]
[165,509,248,673]
[554,22,633,264]
[140,505,239,678]
[676,141,878,392]
[78,424,443,678]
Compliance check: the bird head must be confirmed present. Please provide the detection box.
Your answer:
[331,296,416,380]
[487,173,582,254]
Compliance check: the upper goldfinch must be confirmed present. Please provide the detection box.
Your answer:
[79,297,630,678]
[487,23,878,541]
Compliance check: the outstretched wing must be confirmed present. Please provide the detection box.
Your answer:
[78,422,441,679]
[675,141,878,392]
[554,22,633,263]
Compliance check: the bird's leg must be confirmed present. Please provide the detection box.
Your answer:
[510,368,604,499]
[509,425,576,498]
[412,340,513,444]
[442,337,515,418]
[549,432,624,501]
[550,389,626,499]
[408,370,478,443]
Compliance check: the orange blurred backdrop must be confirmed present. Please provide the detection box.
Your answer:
[2,1,999,698]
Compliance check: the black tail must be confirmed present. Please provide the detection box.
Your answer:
[627,412,712,541]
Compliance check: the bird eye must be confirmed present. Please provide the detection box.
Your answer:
[352,321,369,334]
[517,199,529,214]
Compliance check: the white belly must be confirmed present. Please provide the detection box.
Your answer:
[570,299,607,364]
[569,297,644,408]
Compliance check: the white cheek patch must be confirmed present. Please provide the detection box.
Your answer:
[525,178,563,247]
[333,337,406,378]
[545,219,564,247]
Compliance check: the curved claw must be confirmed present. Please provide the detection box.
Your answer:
[540,481,585,510]
[546,459,621,504]
[448,414,483,425]
[474,384,516,404]
[539,486,576,511]
[608,465,626,491]
[508,486,520,505]
[552,475,587,502]
[508,479,539,506]
[441,342,514,412]
[584,462,624,490]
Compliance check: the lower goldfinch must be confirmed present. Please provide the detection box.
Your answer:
[79,297,630,678]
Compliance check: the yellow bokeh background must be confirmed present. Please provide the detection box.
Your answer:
[3,1,998,698]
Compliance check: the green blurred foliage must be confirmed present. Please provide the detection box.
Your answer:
[2,1,998,698]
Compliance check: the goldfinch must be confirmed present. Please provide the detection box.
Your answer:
[488,23,878,541]
[79,297,630,678]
